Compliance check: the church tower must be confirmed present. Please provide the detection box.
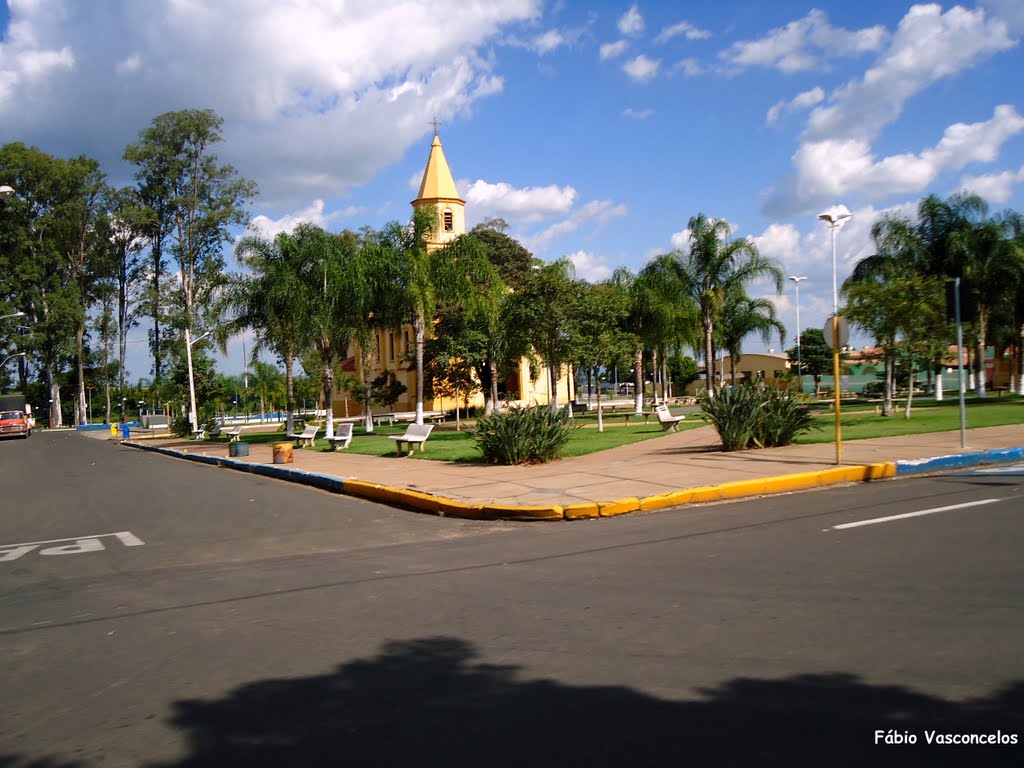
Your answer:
[411,131,465,250]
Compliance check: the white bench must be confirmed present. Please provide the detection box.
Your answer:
[654,404,685,432]
[388,423,433,456]
[324,423,353,451]
[288,424,320,448]
[221,425,244,442]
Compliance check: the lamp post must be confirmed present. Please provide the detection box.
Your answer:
[788,276,808,393]
[2,351,25,368]
[1,310,26,322]
[86,385,94,424]
[185,330,211,433]
[818,209,851,465]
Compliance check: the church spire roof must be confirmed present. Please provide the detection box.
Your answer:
[413,134,464,204]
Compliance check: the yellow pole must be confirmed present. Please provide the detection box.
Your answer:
[832,318,842,465]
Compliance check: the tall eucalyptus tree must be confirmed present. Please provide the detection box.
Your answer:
[125,109,256,428]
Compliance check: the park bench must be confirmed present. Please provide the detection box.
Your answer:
[388,423,433,456]
[654,404,685,432]
[221,425,245,443]
[288,423,320,448]
[325,423,353,451]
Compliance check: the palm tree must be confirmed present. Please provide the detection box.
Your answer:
[718,290,785,386]
[951,210,1023,398]
[369,208,501,424]
[228,224,320,433]
[668,214,783,396]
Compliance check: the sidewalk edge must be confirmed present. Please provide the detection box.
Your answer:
[120,441,1024,521]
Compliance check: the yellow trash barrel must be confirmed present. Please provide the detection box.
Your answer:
[272,442,294,464]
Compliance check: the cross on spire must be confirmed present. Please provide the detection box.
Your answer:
[430,116,442,136]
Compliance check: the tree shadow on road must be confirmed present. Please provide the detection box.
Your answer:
[136,636,1022,767]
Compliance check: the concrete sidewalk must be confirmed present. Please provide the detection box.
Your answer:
[113,423,1024,515]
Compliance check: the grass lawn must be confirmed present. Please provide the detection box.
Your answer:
[797,397,1024,444]
[217,413,707,462]
[209,396,1021,460]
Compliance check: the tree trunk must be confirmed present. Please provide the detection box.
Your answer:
[284,350,295,435]
[882,345,893,417]
[361,348,375,433]
[633,347,643,415]
[75,325,87,426]
[1018,327,1024,395]
[703,309,715,397]
[548,343,559,410]
[651,347,660,406]
[48,369,62,428]
[904,358,914,419]
[489,357,499,415]
[975,305,988,398]
[414,312,425,425]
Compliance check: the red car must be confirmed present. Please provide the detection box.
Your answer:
[0,409,30,438]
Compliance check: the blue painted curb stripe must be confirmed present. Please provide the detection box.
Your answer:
[125,442,348,495]
[895,446,1024,475]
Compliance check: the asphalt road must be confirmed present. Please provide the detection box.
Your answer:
[1,432,1021,767]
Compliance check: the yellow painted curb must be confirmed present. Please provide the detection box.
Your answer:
[563,502,600,520]
[436,498,488,520]
[480,503,564,521]
[760,471,829,494]
[639,489,692,511]
[598,497,640,517]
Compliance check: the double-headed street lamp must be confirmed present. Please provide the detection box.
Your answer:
[788,276,808,392]
[818,208,852,465]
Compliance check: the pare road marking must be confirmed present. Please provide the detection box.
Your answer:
[0,531,144,562]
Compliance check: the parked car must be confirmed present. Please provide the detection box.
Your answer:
[0,409,30,439]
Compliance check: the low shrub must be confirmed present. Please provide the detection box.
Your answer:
[474,405,579,464]
[701,382,818,451]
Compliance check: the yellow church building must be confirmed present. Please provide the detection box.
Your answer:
[331,132,575,418]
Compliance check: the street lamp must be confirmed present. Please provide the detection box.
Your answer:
[818,208,852,465]
[0,185,14,198]
[185,329,212,433]
[788,276,808,393]
[2,351,26,368]
[1,310,26,322]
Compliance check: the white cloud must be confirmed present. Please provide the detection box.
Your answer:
[753,223,802,265]
[669,228,691,250]
[805,4,1015,142]
[566,250,613,282]
[766,86,824,124]
[673,58,703,76]
[115,52,141,75]
[623,54,660,82]
[247,199,337,239]
[959,165,1024,204]
[622,107,654,119]
[527,199,628,251]
[533,29,565,54]
[618,5,645,37]
[982,0,1024,35]
[765,105,1024,216]
[463,180,577,222]
[655,21,711,44]
[0,0,542,208]
[600,39,629,60]
[721,8,887,73]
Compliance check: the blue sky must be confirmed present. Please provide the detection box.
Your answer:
[1,0,1022,380]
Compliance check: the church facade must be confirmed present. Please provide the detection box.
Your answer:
[330,133,574,418]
